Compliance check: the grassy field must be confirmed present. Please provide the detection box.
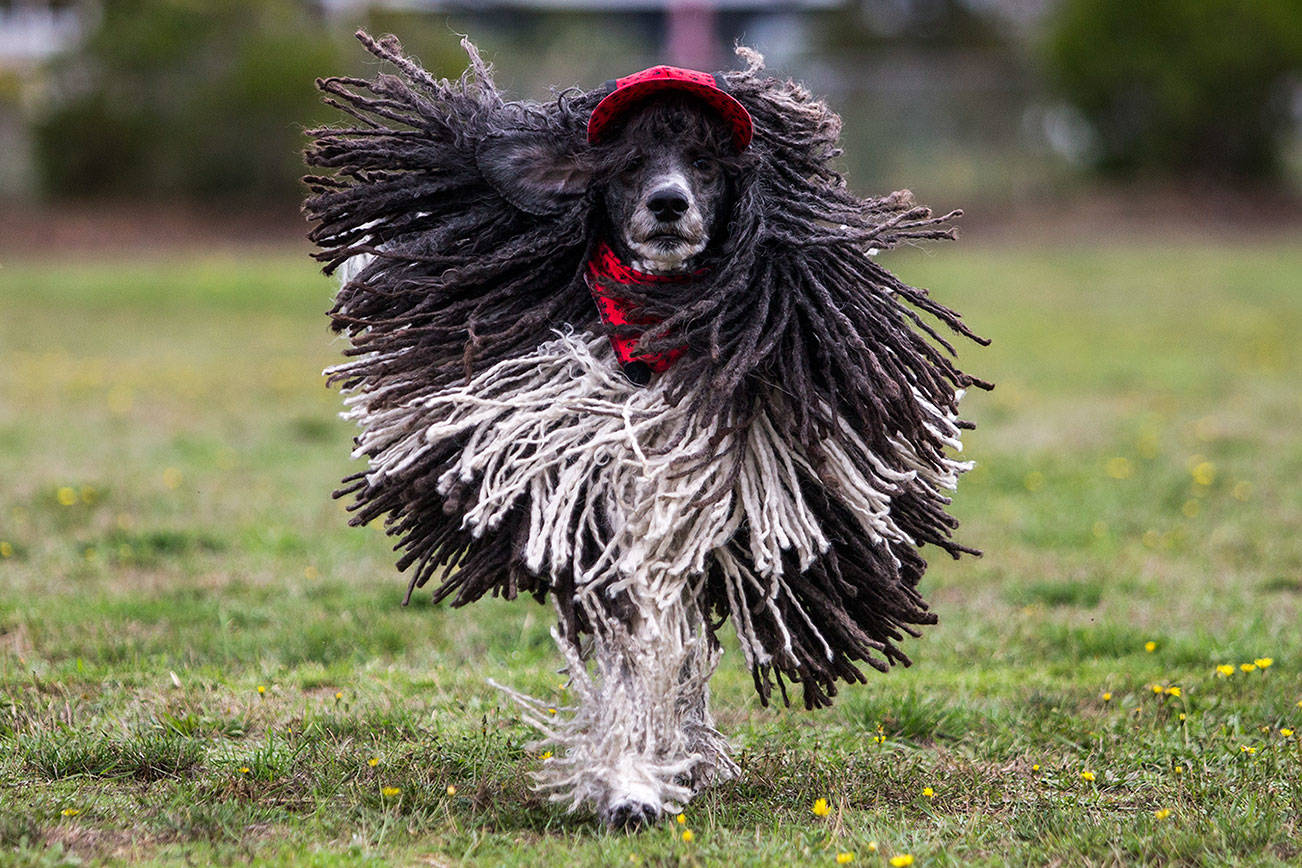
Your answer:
[1,239,1300,866]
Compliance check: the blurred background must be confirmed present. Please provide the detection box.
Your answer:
[0,0,1299,248]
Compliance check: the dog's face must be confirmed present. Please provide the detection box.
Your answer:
[476,95,738,273]
[598,97,734,273]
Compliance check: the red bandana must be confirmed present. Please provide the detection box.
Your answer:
[586,242,688,384]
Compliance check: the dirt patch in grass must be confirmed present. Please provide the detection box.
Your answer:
[43,824,153,863]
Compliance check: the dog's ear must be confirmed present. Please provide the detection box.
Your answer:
[476,131,592,216]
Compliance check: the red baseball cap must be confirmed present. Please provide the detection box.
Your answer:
[587,65,753,152]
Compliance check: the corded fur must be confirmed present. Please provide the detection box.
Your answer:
[304,32,991,711]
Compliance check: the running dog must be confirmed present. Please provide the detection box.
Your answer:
[305,33,989,829]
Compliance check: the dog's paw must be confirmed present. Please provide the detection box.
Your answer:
[604,800,661,832]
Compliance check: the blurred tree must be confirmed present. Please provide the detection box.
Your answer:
[819,0,1009,49]
[1044,0,1302,181]
[33,0,345,201]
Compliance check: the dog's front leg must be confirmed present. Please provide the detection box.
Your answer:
[499,588,719,829]
[574,591,701,829]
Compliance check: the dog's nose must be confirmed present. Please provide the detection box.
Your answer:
[646,188,689,222]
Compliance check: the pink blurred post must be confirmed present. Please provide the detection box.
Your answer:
[665,0,718,70]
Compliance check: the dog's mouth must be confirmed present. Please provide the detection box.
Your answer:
[636,227,710,253]
[625,222,708,273]
[626,234,707,274]
[645,231,690,247]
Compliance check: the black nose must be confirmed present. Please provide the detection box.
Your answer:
[646,188,689,221]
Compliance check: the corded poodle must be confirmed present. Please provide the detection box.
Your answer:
[304,32,990,830]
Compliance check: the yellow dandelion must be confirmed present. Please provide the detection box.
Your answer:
[812,798,831,818]
[381,786,401,797]
[1144,641,1157,653]
[1178,713,1186,721]
[367,758,379,767]
[446,785,457,796]
[239,767,250,774]
[676,813,686,825]
[1216,665,1235,677]
[1165,686,1182,697]
[1280,729,1294,737]
[1031,764,1040,772]
[540,751,552,760]
[1105,457,1132,480]
[1240,746,1256,755]
[1174,766,1184,774]
[1153,808,1171,820]
[889,856,915,867]
[837,853,855,864]
[1254,658,1273,669]
[1102,692,1112,702]
[1080,770,1096,782]
[873,735,886,744]
[56,486,78,506]
[0,541,13,558]
[681,829,694,843]
[304,565,319,580]
[1151,684,1164,694]
[1240,663,1257,673]
[335,691,343,700]
[1297,700,1302,708]
[61,808,80,817]
[1191,461,1215,486]
[867,842,878,852]
[922,786,935,798]
[547,707,557,715]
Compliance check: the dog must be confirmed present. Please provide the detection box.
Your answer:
[305,33,989,829]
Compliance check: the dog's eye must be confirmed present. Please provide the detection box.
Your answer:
[692,158,715,172]
[624,155,645,173]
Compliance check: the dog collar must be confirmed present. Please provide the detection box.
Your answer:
[588,66,752,152]
[586,242,689,385]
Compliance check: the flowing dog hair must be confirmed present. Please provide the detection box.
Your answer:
[304,32,990,823]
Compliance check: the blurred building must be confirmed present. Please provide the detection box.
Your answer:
[0,0,1062,202]
[0,1,83,69]
[0,1,88,193]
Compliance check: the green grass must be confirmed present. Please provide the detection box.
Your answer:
[1,239,1300,866]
